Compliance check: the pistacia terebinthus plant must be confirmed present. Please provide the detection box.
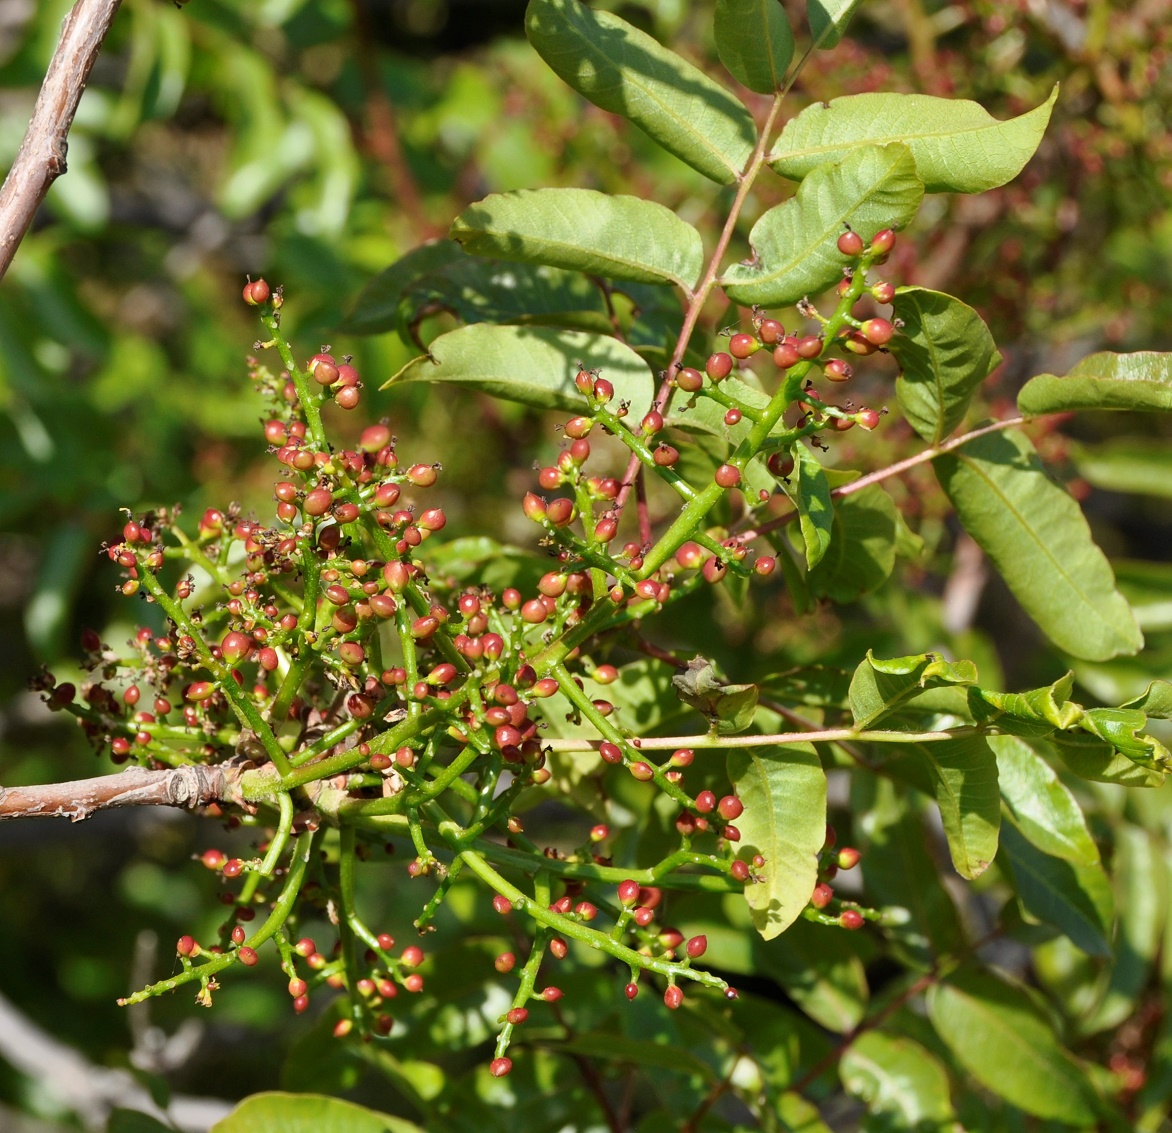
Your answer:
[11,0,1172,1128]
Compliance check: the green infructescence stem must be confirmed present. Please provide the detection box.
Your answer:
[119,829,316,1007]
[260,307,329,453]
[592,406,697,503]
[495,871,552,1060]
[458,849,730,993]
[551,664,694,811]
[137,567,293,778]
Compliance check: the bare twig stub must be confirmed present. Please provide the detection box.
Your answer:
[0,764,227,822]
[0,0,123,279]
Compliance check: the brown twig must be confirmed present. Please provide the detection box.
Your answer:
[0,764,228,823]
[0,0,123,280]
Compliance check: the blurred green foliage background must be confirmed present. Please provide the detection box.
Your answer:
[1,0,1170,1126]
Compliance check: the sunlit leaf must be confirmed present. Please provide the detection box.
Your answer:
[211,1093,424,1133]
[840,1032,954,1126]
[714,0,794,93]
[1018,351,1172,415]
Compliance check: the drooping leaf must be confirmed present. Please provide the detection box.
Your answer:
[719,144,924,307]
[1079,824,1166,1036]
[1122,679,1172,718]
[1071,437,1172,499]
[928,967,1097,1123]
[1018,350,1172,415]
[990,734,1099,865]
[672,657,758,734]
[807,0,865,48]
[855,780,965,963]
[729,742,827,939]
[714,0,794,93]
[770,87,1058,193]
[903,734,1000,880]
[969,672,1082,735]
[210,1093,424,1133]
[525,0,756,184]
[1113,562,1172,632]
[1048,733,1166,788]
[1080,707,1170,771]
[999,818,1114,957]
[840,1032,954,1127]
[753,916,868,1031]
[342,240,467,335]
[807,484,898,601]
[383,323,655,421]
[794,443,833,570]
[891,287,1001,443]
[848,650,978,730]
[450,189,704,291]
[934,427,1143,661]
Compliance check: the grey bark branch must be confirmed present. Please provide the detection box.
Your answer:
[0,764,228,822]
[0,0,123,279]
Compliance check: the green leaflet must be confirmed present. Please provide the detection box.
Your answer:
[671,657,758,735]
[770,87,1057,193]
[999,818,1114,958]
[211,1093,424,1133]
[729,742,826,940]
[450,189,704,291]
[1071,437,1172,499]
[719,144,924,306]
[848,650,978,730]
[1018,350,1172,414]
[807,484,898,602]
[891,287,1001,444]
[754,915,868,1032]
[383,323,655,422]
[714,0,794,93]
[807,0,865,49]
[525,0,755,185]
[928,967,1097,1123]
[934,427,1143,661]
[840,1032,954,1127]
[794,443,833,570]
[990,734,1099,865]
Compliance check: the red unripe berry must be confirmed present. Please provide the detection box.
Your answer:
[653,444,679,466]
[495,952,516,973]
[184,681,216,702]
[575,369,595,394]
[303,488,333,516]
[754,555,777,576]
[871,280,896,304]
[237,946,258,966]
[664,985,683,1010]
[773,341,800,369]
[758,318,784,344]
[714,464,741,489]
[703,557,727,584]
[231,925,247,945]
[629,761,654,781]
[676,366,704,392]
[242,279,270,306]
[532,677,560,698]
[564,415,593,438]
[549,938,568,959]
[506,1007,528,1025]
[811,883,834,909]
[676,542,703,570]
[546,497,575,527]
[837,230,865,256]
[633,907,655,927]
[857,407,882,431]
[493,894,512,915]
[730,859,751,882]
[401,945,424,968]
[707,350,736,379]
[796,335,823,360]
[724,407,742,426]
[727,335,757,361]
[717,795,744,821]
[575,901,598,920]
[490,1057,513,1078]
[592,377,614,403]
[840,909,865,930]
[520,599,548,624]
[860,317,895,346]
[641,409,663,435]
[335,386,360,410]
[871,228,896,254]
[618,879,640,906]
[221,632,253,664]
[837,847,861,870]
[686,935,707,958]
[624,982,639,1001]
[599,742,623,765]
[176,935,196,957]
[670,748,694,767]
[824,358,853,382]
[541,986,563,1002]
[695,790,716,813]
[593,664,618,684]
[223,858,243,878]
